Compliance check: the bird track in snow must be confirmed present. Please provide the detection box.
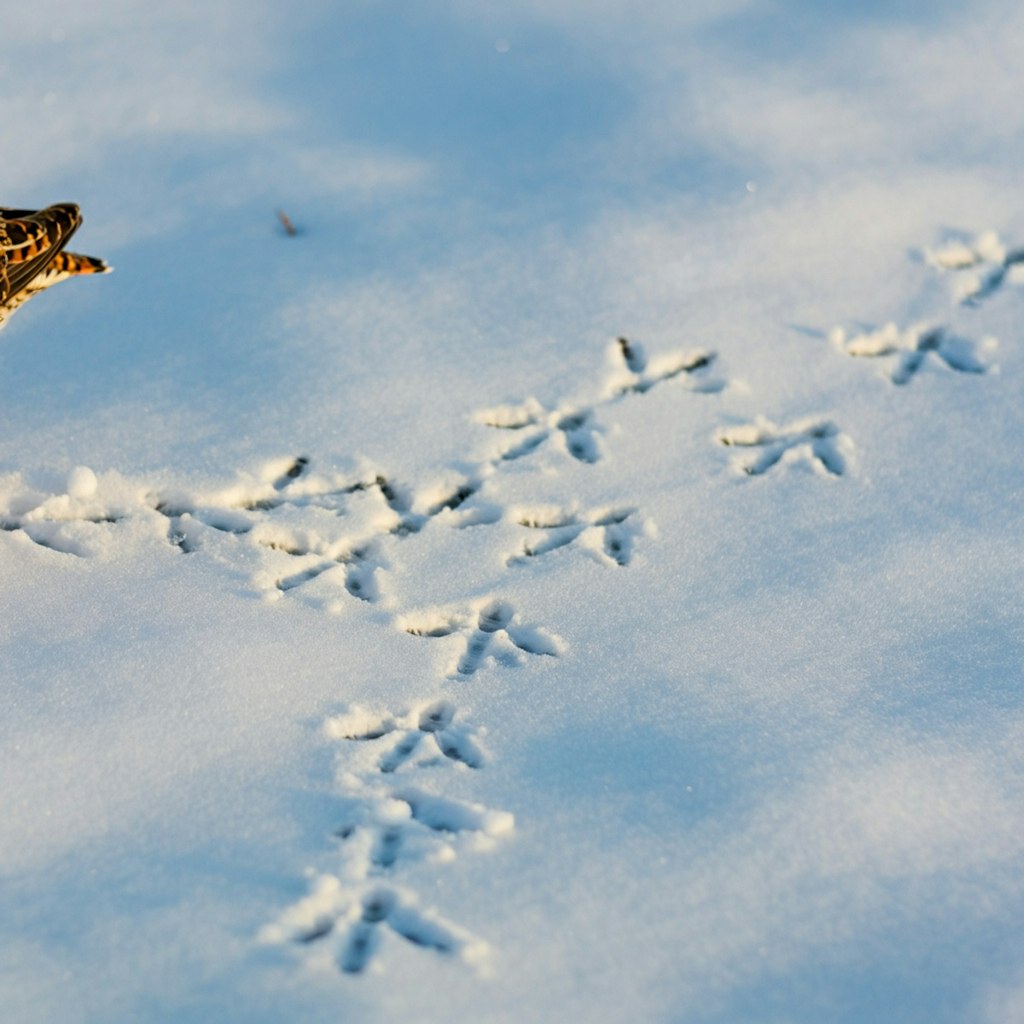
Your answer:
[506,504,647,568]
[260,700,510,976]
[716,416,853,477]
[3,336,700,597]
[3,330,873,983]
[267,878,491,976]
[476,336,723,466]
[923,229,1024,307]
[400,599,564,679]
[829,322,995,385]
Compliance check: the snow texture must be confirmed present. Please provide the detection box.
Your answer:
[2,3,1023,1023]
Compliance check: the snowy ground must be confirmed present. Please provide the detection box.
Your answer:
[2,4,1023,1022]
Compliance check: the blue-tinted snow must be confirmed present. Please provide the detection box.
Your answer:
[1,4,1022,1022]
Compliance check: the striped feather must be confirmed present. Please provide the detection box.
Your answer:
[0,204,109,326]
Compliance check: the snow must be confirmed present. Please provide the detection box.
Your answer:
[2,3,1024,1023]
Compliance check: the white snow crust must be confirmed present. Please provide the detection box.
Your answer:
[2,4,1023,1022]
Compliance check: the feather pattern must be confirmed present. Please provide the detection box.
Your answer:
[0,203,110,326]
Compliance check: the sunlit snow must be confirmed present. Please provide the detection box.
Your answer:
[2,4,1023,1023]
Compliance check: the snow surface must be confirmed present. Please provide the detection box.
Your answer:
[2,3,1023,1022]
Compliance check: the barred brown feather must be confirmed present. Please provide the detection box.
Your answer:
[0,204,110,327]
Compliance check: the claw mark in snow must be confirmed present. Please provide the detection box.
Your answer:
[401,600,564,678]
[262,701,509,976]
[830,322,995,385]
[480,401,602,465]
[476,336,724,467]
[717,417,853,477]
[325,701,486,771]
[507,504,649,567]
[924,229,1024,306]
[335,887,476,974]
[261,877,491,976]
[606,335,723,397]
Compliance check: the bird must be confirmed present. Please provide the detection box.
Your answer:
[0,203,110,328]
